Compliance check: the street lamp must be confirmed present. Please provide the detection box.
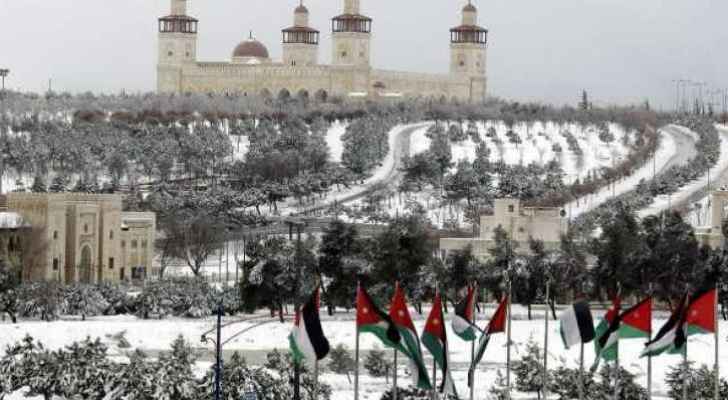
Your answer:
[0,69,8,94]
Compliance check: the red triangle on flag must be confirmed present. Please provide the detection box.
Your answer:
[604,297,621,323]
[686,288,717,333]
[389,282,416,332]
[356,285,383,327]
[621,297,652,334]
[424,292,446,341]
[486,295,508,335]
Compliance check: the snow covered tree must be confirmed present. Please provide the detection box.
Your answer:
[0,259,20,323]
[364,347,391,380]
[666,361,728,400]
[328,344,355,383]
[513,338,546,399]
[30,175,47,193]
[18,282,63,321]
[594,364,648,400]
[264,349,332,400]
[197,351,298,400]
[48,174,69,193]
[63,284,110,320]
[55,337,112,399]
[153,335,198,400]
[548,365,595,400]
[106,349,158,400]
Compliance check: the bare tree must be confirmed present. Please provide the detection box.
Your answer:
[163,212,225,277]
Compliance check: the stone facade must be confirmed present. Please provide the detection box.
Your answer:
[157,0,488,102]
[695,190,728,249]
[6,193,155,284]
[440,198,568,259]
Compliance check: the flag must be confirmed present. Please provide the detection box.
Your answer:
[471,295,507,368]
[289,287,330,365]
[422,292,459,399]
[619,297,652,339]
[389,283,432,390]
[357,284,402,349]
[452,285,478,341]
[592,297,621,369]
[641,295,688,358]
[560,300,596,349]
[686,288,717,335]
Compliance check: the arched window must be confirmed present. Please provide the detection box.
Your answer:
[109,230,114,240]
[53,231,58,240]
[84,224,89,233]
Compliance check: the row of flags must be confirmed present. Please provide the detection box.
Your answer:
[288,283,719,400]
[559,288,718,366]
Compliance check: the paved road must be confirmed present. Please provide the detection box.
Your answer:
[658,125,698,174]
[291,122,429,216]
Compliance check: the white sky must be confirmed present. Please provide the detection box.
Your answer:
[0,0,726,108]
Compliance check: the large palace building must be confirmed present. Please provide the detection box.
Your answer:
[157,0,488,101]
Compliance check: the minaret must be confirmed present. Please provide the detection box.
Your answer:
[157,0,198,92]
[331,0,372,67]
[450,1,488,99]
[282,1,320,66]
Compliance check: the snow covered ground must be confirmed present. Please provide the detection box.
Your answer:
[638,125,728,219]
[565,127,679,220]
[410,121,630,185]
[2,305,722,400]
[326,121,348,163]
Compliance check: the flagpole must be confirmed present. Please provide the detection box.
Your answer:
[393,349,398,400]
[543,279,550,400]
[647,326,653,400]
[506,279,513,400]
[314,359,319,400]
[647,285,653,400]
[355,283,361,400]
[578,342,585,400]
[682,339,688,400]
[714,286,719,400]
[432,355,438,400]
[470,283,477,400]
[433,285,439,400]
[614,344,620,400]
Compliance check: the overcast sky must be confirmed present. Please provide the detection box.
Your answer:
[1,0,726,108]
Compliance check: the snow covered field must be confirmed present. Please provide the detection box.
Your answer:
[410,121,631,184]
[2,305,723,400]
[565,127,679,220]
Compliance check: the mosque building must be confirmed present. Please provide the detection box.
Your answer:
[157,0,488,101]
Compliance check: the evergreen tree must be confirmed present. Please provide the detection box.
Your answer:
[364,347,391,380]
[513,338,546,399]
[328,344,355,383]
[30,175,47,193]
[48,174,69,193]
[666,361,728,400]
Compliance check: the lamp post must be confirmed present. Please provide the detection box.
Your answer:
[0,69,8,95]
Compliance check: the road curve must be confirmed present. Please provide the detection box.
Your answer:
[291,122,431,216]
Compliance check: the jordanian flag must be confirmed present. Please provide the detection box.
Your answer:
[422,292,459,399]
[471,295,507,369]
[686,288,717,336]
[289,287,330,365]
[619,297,652,339]
[560,300,596,349]
[452,285,478,341]
[592,297,621,370]
[357,284,402,349]
[641,295,688,358]
[389,283,432,390]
